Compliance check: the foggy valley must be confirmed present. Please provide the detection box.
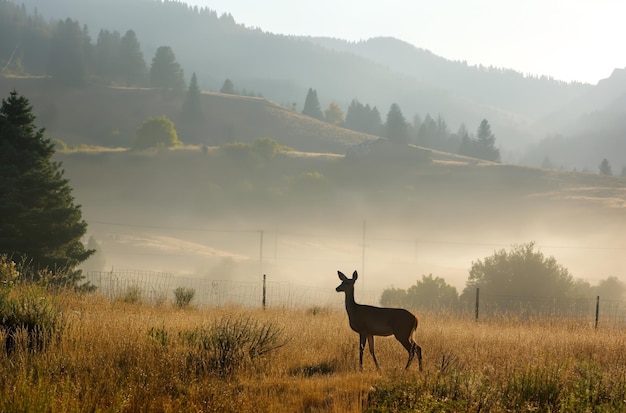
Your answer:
[2,0,626,306]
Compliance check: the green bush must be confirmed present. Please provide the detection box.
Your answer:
[180,316,288,377]
[173,286,195,309]
[120,285,142,303]
[0,285,63,354]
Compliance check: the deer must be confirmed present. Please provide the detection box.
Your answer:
[336,270,422,371]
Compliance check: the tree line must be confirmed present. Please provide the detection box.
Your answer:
[302,88,501,162]
[381,242,625,313]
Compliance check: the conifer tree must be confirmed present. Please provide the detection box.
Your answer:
[0,90,93,286]
[182,72,203,121]
[385,103,408,145]
[149,46,185,92]
[302,88,324,120]
[119,30,148,86]
[474,119,500,162]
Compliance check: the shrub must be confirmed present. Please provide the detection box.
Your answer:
[0,285,63,354]
[120,285,142,303]
[180,316,288,376]
[173,286,195,309]
[0,255,19,287]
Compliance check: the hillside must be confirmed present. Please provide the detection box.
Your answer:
[7,0,584,152]
[5,0,626,169]
[0,76,376,153]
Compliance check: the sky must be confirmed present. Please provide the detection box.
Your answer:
[183,0,626,85]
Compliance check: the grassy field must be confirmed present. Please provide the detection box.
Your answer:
[2,286,626,412]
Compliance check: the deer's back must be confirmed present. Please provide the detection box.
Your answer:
[347,304,418,336]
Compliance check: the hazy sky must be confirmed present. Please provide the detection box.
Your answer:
[184,0,625,85]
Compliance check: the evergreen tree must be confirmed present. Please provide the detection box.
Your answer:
[220,78,236,94]
[599,158,613,176]
[369,106,382,135]
[474,119,500,162]
[119,30,148,86]
[385,103,408,145]
[93,29,121,83]
[417,114,437,148]
[149,46,185,91]
[48,18,91,86]
[302,88,323,120]
[0,90,92,286]
[182,72,203,121]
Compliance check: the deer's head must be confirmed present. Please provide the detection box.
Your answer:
[336,270,358,293]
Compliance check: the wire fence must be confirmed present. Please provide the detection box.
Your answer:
[84,269,626,328]
[84,269,377,309]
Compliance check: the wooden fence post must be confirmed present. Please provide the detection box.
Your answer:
[595,295,600,329]
[262,274,267,310]
[475,287,480,322]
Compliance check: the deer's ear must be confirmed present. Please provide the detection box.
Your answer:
[338,271,347,281]
[352,271,358,280]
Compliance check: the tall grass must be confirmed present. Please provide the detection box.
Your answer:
[1,287,626,412]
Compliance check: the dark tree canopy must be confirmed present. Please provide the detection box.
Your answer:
[0,90,92,285]
[182,72,204,121]
[381,274,458,310]
[599,158,613,176]
[344,99,382,135]
[462,242,574,300]
[149,46,185,91]
[385,103,408,145]
[302,88,324,120]
[220,78,236,95]
[119,29,148,86]
[458,119,501,162]
[48,18,91,86]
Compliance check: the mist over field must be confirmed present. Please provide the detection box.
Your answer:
[61,148,626,302]
[2,0,625,305]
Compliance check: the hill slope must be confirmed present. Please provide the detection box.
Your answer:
[0,76,377,153]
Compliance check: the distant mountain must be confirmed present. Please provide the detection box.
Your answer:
[523,68,626,171]
[7,0,625,168]
[310,36,591,119]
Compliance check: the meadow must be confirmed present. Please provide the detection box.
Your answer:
[2,284,626,413]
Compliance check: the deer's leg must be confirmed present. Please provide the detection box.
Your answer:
[367,335,380,370]
[415,343,423,371]
[359,334,366,370]
[395,333,420,370]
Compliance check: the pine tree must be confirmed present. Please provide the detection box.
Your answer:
[599,158,613,176]
[119,30,148,86]
[302,88,324,120]
[48,18,90,87]
[385,103,408,145]
[149,46,185,92]
[0,90,93,286]
[475,119,500,162]
[182,72,203,121]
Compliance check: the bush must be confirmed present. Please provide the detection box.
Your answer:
[120,285,142,303]
[173,286,195,309]
[0,285,63,354]
[180,316,288,377]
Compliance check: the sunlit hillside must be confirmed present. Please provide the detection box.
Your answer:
[0,77,375,153]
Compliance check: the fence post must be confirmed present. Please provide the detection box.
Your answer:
[595,295,600,329]
[262,274,267,310]
[475,287,480,322]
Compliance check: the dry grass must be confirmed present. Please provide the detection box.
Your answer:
[2,291,626,412]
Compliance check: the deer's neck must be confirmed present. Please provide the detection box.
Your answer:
[344,289,358,313]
